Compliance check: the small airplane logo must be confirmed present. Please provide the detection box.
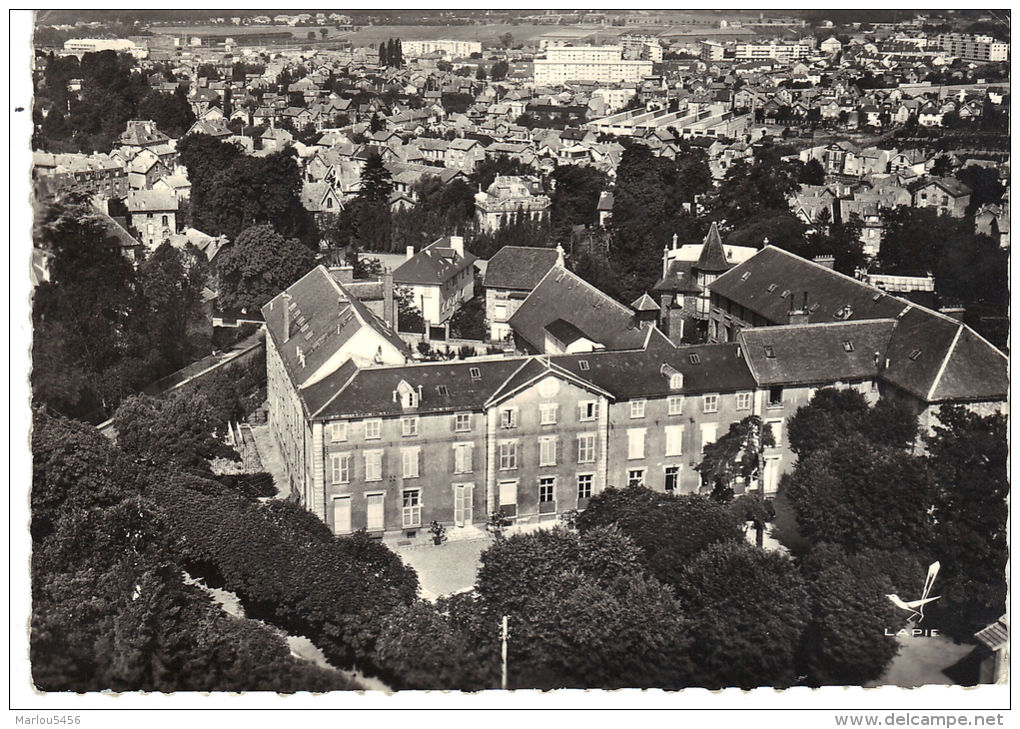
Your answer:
[887,561,941,624]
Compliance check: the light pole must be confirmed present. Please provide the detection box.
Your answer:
[501,615,509,690]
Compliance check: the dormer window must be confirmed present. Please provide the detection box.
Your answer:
[764,345,776,359]
[670,373,684,389]
[842,340,854,352]
[395,380,419,410]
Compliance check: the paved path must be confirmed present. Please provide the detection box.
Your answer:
[183,571,392,691]
[391,534,491,601]
[865,634,976,688]
[250,423,291,500]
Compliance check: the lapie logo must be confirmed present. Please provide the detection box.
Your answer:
[884,561,941,637]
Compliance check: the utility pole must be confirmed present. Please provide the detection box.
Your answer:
[500,615,509,690]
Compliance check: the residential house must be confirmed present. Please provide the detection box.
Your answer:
[482,245,563,342]
[910,177,971,217]
[474,175,551,233]
[392,236,477,326]
[125,189,179,250]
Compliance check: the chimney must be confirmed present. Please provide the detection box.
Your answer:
[406,244,415,261]
[555,243,565,267]
[331,264,354,284]
[381,267,395,328]
[450,235,464,257]
[281,291,292,342]
[788,290,809,325]
[813,255,835,270]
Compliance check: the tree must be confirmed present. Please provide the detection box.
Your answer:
[956,165,1003,212]
[930,154,954,177]
[394,287,424,333]
[369,112,385,133]
[805,209,866,275]
[112,391,232,476]
[476,65,487,81]
[926,406,1008,638]
[357,151,394,204]
[783,434,934,554]
[215,224,316,312]
[499,32,513,48]
[675,541,809,689]
[379,42,387,67]
[572,487,743,590]
[787,388,917,460]
[801,158,826,185]
[490,59,509,81]
[696,415,776,501]
[548,164,610,240]
[799,544,925,686]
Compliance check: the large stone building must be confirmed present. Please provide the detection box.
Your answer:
[400,39,482,59]
[263,249,1007,541]
[474,175,551,233]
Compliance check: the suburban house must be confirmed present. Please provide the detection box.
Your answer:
[118,120,172,151]
[392,236,477,326]
[125,189,179,250]
[482,245,563,342]
[909,177,972,217]
[474,175,552,232]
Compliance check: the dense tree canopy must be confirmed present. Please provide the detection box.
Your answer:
[675,541,809,690]
[214,224,316,312]
[572,487,743,590]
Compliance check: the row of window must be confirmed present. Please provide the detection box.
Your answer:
[326,392,780,444]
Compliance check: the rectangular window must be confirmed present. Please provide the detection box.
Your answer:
[700,423,718,452]
[402,489,421,528]
[665,465,680,492]
[498,440,518,470]
[630,399,646,419]
[767,418,783,447]
[365,450,383,481]
[401,416,418,437]
[365,419,382,440]
[455,412,472,432]
[628,469,645,488]
[402,447,420,478]
[539,436,557,467]
[328,421,348,442]
[577,474,593,501]
[577,433,596,463]
[736,392,752,411]
[330,453,350,484]
[454,443,473,474]
[703,394,719,413]
[500,407,518,429]
[665,425,684,457]
[668,395,684,415]
[768,386,784,407]
[539,477,555,503]
[579,400,599,422]
[539,403,558,425]
[627,428,646,460]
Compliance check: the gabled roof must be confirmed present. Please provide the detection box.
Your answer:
[482,245,561,291]
[739,320,897,387]
[126,189,178,213]
[709,246,908,326]
[261,266,408,391]
[484,357,612,408]
[508,266,648,353]
[392,237,477,286]
[653,260,702,295]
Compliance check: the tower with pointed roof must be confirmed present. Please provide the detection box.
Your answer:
[692,222,732,318]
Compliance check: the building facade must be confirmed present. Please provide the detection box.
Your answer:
[534,46,653,85]
[474,175,551,232]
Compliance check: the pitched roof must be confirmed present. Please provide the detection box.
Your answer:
[126,189,179,213]
[694,222,731,273]
[630,293,660,311]
[653,260,702,294]
[482,245,561,291]
[261,266,408,391]
[709,246,908,326]
[739,320,897,387]
[392,237,477,286]
[508,266,648,353]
